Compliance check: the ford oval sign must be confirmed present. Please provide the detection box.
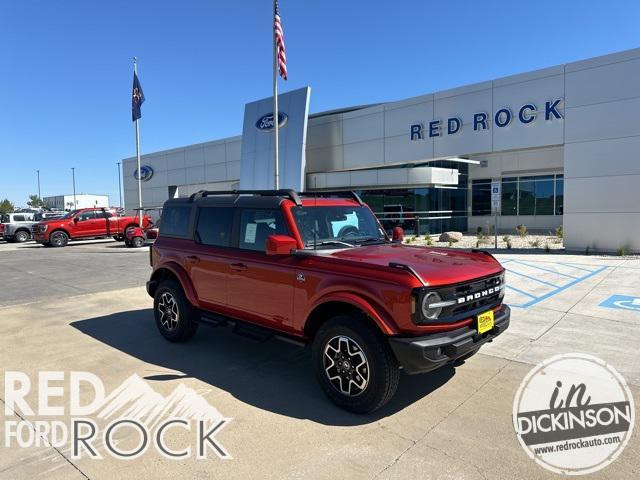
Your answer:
[134,165,154,182]
[255,112,288,132]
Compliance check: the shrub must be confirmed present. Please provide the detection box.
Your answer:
[555,226,564,239]
[425,236,433,246]
[448,240,453,247]
[516,224,528,237]
[617,245,628,256]
[529,238,540,248]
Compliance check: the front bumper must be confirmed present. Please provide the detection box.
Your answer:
[388,304,510,374]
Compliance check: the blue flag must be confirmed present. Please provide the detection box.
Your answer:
[132,72,145,121]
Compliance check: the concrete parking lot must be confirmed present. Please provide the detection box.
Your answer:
[0,240,638,479]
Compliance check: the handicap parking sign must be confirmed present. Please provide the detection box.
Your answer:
[599,294,640,312]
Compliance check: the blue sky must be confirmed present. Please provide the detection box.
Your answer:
[1,0,638,206]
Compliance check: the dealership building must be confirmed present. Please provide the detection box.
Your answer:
[123,47,640,253]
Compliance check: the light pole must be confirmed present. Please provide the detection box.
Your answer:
[71,167,77,209]
[116,162,123,209]
[36,170,41,199]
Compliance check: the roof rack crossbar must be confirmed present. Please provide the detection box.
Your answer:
[300,191,364,205]
[189,189,302,205]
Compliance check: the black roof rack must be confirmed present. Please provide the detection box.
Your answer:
[189,189,302,206]
[300,191,364,205]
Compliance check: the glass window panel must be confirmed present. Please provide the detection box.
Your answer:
[518,179,535,215]
[535,179,554,215]
[196,207,234,247]
[555,177,564,215]
[501,179,517,216]
[472,179,491,216]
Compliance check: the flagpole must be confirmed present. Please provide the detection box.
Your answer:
[133,57,143,227]
[272,0,279,190]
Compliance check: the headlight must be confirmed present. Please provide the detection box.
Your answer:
[421,292,443,320]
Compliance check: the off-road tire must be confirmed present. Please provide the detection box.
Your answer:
[50,230,69,248]
[14,230,30,243]
[312,315,400,413]
[153,280,198,342]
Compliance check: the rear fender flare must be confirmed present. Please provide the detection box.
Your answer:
[152,262,198,306]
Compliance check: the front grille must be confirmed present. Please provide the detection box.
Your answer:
[31,225,40,235]
[441,273,503,318]
[415,272,504,324]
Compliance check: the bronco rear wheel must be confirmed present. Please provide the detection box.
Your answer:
[312,316,399,413]
[153,279,198,342]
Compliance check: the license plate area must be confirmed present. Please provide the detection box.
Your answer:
[477,310,494,334]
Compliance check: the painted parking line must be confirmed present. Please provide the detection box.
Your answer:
[502,260,608,308]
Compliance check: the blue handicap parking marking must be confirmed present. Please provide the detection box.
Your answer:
[501,260,608,308]
[599,294,640,312]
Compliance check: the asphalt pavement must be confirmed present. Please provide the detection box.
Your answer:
[0,240,638,479]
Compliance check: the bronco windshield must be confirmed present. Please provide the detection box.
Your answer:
[292,205,387,249]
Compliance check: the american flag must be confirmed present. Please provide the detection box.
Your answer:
[274,0,287,80]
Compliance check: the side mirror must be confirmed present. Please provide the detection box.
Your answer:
[73,217,79,223]
[392,226,404,243]
[266,234,297,256]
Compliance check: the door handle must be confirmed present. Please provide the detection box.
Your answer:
[230,262,248,272]
[186,255,200,264]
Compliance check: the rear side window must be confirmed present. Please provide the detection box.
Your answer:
[239,209,288,252]
[196,207,233,247]
[13,215,26,222]
[160,205,192,237]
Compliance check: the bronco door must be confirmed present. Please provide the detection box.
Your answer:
[226,208,295,331]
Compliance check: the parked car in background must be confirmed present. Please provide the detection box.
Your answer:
[32,207,151,247]
[125,207,162,248]
[1,212,37,243]
[33,211,66,222]
[147,190,509,413]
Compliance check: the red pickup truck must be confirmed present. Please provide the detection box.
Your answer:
[32,208,150,247]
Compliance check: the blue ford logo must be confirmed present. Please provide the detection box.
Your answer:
[255,112,288,131]
[134,165,154,182]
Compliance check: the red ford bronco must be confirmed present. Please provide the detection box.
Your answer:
[32,207,150,247]
[147,190,509,413]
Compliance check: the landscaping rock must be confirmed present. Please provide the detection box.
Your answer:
[439,231,463,243]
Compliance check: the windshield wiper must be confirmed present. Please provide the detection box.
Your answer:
[352,236,387,245]
[305,240,356,248]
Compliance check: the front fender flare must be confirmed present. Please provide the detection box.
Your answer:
[308,292,397,336]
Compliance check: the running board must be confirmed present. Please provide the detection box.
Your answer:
[197,310,306,347]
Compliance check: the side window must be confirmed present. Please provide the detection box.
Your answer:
[13,215,26,222]
[160,205,192,237]
[239,209,288,252]
[196,207,233,247]
[77,211,96,221]
[103,210,114,218]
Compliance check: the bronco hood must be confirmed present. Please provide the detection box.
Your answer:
[328,244,503,286]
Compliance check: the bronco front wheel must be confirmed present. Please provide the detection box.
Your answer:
[312,316,399,413]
